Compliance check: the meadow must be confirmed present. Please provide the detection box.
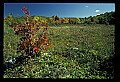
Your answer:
[3,23,115,79]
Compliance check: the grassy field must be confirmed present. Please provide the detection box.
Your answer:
[3,23,115,79]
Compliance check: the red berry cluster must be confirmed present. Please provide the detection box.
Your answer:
[22,6,30,18]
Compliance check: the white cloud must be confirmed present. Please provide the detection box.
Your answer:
[85,6,88,7]
[95,9,100,13]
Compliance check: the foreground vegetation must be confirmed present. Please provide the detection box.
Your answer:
[3,24,115,79]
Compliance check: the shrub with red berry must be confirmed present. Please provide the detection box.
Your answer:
[9,6,51,58]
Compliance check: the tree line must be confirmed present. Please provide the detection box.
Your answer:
[4,11,115,27]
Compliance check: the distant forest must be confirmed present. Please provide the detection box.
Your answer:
[4,11,115,26]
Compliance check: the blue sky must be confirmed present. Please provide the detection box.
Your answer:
[4,3,115,18]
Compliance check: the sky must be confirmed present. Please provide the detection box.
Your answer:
[4,3,115,18]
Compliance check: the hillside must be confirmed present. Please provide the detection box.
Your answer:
[3,24,115,78]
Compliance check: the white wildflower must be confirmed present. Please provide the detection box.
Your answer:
[43,53,48,55]
[73,47,78,50]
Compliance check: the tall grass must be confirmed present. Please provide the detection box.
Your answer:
[4,22,21,62]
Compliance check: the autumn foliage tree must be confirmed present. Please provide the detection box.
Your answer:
[7,6,51,58]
